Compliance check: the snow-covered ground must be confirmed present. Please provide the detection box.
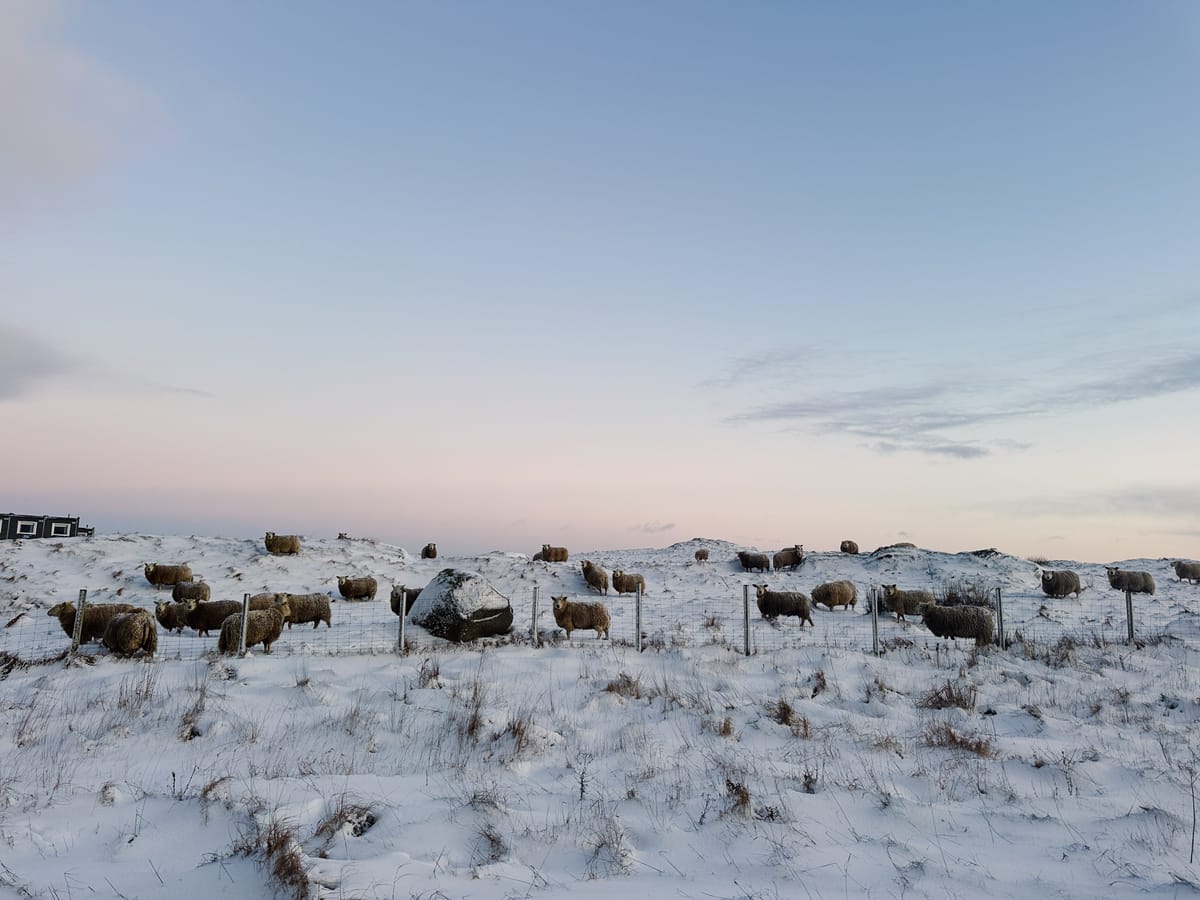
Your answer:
[2,533,1199,898]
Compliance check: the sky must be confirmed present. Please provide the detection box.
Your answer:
[3,0,1200,561]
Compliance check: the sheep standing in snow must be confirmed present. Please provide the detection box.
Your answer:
[337,575,378,601]
[581,560,609,595]
[1040,570,1084,599]
[389,585,422,616]
[154,599,189,634]
[880,584,934,623]
[264,532,302,555]
[277,592,332,629]
[737,551,771,573]
[1105,567,1155,595]
[184,598,244,637]
[919,602,995,646]
[540,544,569,563]
[102,610,157,657]
[612,569,646,595]
[421,543,437,559]
[218,598,291,655]
[171,580,210,603]
[694,549,709,562]
[551,595,610,639]
[840,540,859,555]
[753,584,814,626]
[772,545,805,571]
[48,601,139,644]
[143,563,192,589]
[1171,560,1200,584]
[812,580,857,611]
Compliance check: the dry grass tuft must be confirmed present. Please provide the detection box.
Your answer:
[917,680,977,711]
[921,722,994,758]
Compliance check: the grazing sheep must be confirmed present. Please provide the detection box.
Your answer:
[581,560,610,595]
[171,580,211,603]
[812,580,858,611]
[183,599,244,637]
[337,575,378,601]
[694,549,709,562]
[143,563,193,589]
[154,599,190,634]
[880,584,935,623]
[264,532,302,555]
[612,569,647,595]
[540,544,569,563]
[218,598,291,655]
[278,592,332,629]
[102,610,158,657]
[840,540,859,555]
[337,532,350,540]
[421,542,437,559]
[47,602,139,644]
[1172,560,1200,584]
[737,550,771,573]
[1040,569,1084,599]
[389,585,422,616]
[772,545,805,571]
[920,602,995,646]
[551,595,610,639]
[753,584,815,626]
[1105,567,1156,595]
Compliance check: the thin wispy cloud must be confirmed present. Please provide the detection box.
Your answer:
[0,326,212,401]
[633,522,676,535]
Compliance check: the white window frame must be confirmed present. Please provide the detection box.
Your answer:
[15,520,38,536]
[50,522,71,537]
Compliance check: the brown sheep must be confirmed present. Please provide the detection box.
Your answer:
[1171,560,1200,584]
[1105,567,1155,595]
[184,598,243,637]
[102,610,158,657]
[612,569,646,595]
[277,592,332,629]
[840,540,859,554]
[337,575,378,601]
[920,602,994,646]
[540,544,569,563]
[581,560,609,595]
[172,580,211,603]
[48,601,139,644]
[753,585,814,626]
[772,545,805,571]
[264,532,302,555]
[812,580,857,611]
[218,598,292,655]
[143,563,193,589]
[389,584,422,616]
[421,542,437,559]
[551,595,610,639]
[694,549,709,562]
[737,550,771,573]
[1040,570,1083,599]
[881,584,934,623]
[154,599,190,634]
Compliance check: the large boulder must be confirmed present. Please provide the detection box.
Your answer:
[409,569,514,642]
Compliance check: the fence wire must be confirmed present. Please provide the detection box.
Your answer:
[3,581,1199,665]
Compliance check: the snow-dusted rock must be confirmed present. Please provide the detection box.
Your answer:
[409,568,513,642]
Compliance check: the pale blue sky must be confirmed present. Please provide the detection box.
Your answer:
[4,1,1199,559]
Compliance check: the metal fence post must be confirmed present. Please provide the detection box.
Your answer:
[871,586,879,657]
[397,598,407,656]
[531,586,539,648]
[635,585,643,653]
[238,592,250,656]
[1126,589,1134,644]
[70,588,87,653]
[995,587,1005,649]
[743,585,751,656]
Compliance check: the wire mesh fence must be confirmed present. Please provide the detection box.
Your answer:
[3,581,1199,666]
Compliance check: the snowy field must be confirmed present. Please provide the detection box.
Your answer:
[2,533,1200,898]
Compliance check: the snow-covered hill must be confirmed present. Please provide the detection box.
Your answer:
[1,533,1199,898]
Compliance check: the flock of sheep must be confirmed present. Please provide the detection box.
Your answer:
[38,533,1200,658]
